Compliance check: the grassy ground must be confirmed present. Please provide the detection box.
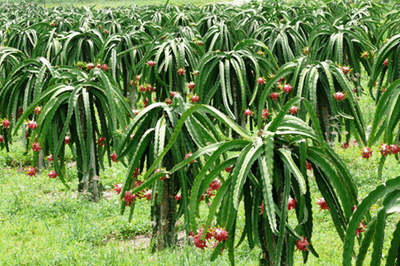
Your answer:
[0,0,398,264]
[0,91,399,265]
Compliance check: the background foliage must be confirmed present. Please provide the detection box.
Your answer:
[1,0,400,265]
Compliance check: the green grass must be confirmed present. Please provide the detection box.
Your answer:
[0,161,260,265]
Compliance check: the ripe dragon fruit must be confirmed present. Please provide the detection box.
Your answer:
[209,178,222,191]
[27,120,37,130]
[191,226,214,250]
[334,92,345,101]
[193,235,207,250]
[191,95,199,103]
[390,144,400,155]
[340,66,351,74]
[27,167,36,176]
[270,92,279,100]
[379,143,391,156]
[187,82,195,90]
[2,119,10,129]
[111,153,118,162]
[282,83,293,93]
[32,142,41,152]
[97,137,106,147]
[262,109,269,119]
[48,170,58,178]
[178,68,185,75]
[288,197,296,210]
[341,142,349,149]
[170,91,179,98]
[295,237,309,251]
[34,106,42,114]
[356,221,366,237]
[86,63,94,70]
[289,105,298,115]
[144,190,152,201]
[213,227,228,242]
[383,58,389,67]
[124,191,135,206]
[244,109,253,116]
[361,147,373,159]
[317,198,329,211]
[175,194,182,201]
[102,64,109,71]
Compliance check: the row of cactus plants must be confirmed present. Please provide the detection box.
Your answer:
[1,0,400,265]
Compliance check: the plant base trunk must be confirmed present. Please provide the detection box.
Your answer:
[129,90,137,109]
[77,95,100,202]
[81,139,100,202]
[37,149,45,170]
[259,158,289,266]
[152,177,177,250]
[258,215,289,266]
[151,151,177,251]
[259,214,278,266]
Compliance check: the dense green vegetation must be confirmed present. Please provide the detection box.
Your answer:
[1,0,400,265]
[1,105,398,265]
[0,0,237,8]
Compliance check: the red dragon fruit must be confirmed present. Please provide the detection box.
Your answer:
[288,197,296,210]
[27,167,36,176]
[48,170,58,178]
[361,147,373,159]
[317,198,329,211]
[295,237,309,251]
[124,191,135,206]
